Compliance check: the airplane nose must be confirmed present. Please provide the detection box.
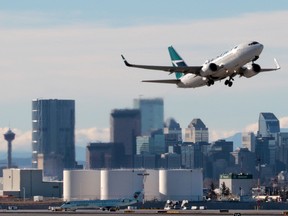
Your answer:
[259,43,264,52]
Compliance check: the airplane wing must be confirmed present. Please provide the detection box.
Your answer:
[238,58,280,77]
[142,79,180,84]
[121,55,202,75]
[260,58,281,72]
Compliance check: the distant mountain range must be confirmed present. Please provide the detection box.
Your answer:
[224,128,288,150]
[0,146,86,168]
[225,132,242,150]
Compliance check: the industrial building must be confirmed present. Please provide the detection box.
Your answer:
[63,169,203,202]
[2,169,62,198]
[219,173,254,196]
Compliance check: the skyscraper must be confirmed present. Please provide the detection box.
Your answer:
[164,118,182,147]
[86,142,124,169]
[242,132,256,152]
[133,98,164,136]
[256,112,280,172]
[258,112,280,138]
[110,109,141,167]
[32,99,75,180]
[185,118,209,143]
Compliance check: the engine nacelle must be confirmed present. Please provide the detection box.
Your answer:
[209,63,218,71]
[201,62,218,76]
[242,63,261,78]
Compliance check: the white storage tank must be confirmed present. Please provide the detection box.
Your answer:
[159,169,203,201]
[100,169,144,200]
[144,169,160,201]
[63,170,100,201]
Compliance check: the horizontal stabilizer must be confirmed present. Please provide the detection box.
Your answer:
[142,79,180,84]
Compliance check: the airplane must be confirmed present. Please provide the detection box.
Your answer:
[60,191,142,211]
[121,41,280,88]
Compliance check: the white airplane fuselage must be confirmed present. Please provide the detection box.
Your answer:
[60,191,142,211]
[61,198,136,211]
[122,41,279,88]
[177,42,263,88]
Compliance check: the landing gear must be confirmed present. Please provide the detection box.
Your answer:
[224,77,234,87]
[252,56,259,62]
[207,79,214,86]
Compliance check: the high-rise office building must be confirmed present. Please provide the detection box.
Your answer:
[110,109,141,167]
[242,132,256,152]
[86,142,124,169]
[136,136,151,155]
[258,112,280,138]
[231,148,257,175]
[255,137,275,166]
[133,98,164,136]
[164,118,182,150]
[278,132,288,170]
[185,118,209,143]
[181,142,209,170]
[32,99,75,180]
[256,112,280,171]
[150,129,166,155]
[209,140,234,179]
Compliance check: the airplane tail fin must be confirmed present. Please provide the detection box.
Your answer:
[133,191,143,203]
[168,46,187,79]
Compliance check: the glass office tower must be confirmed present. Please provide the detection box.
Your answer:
[133,98,164,136]
[32,99,75,180]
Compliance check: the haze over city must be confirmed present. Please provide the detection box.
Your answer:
[0,0,288,161]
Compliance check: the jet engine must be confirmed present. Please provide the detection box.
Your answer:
[208,63,218,71]
[200,62,218,76]
[242,63,261,78]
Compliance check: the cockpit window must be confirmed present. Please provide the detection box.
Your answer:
[248,41,259,46]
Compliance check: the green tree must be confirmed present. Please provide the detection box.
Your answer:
[221,182,230,196]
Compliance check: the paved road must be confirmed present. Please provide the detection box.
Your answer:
[0,209,287,215]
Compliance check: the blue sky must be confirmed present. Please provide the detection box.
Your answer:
[0,1,288,159]
[2,0,288,27]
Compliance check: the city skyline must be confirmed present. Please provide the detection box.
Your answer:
[0,1,288,159]
[0,98,288,161]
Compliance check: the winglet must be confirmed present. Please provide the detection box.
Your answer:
[274,58,280,70]
[121,55,132,67]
